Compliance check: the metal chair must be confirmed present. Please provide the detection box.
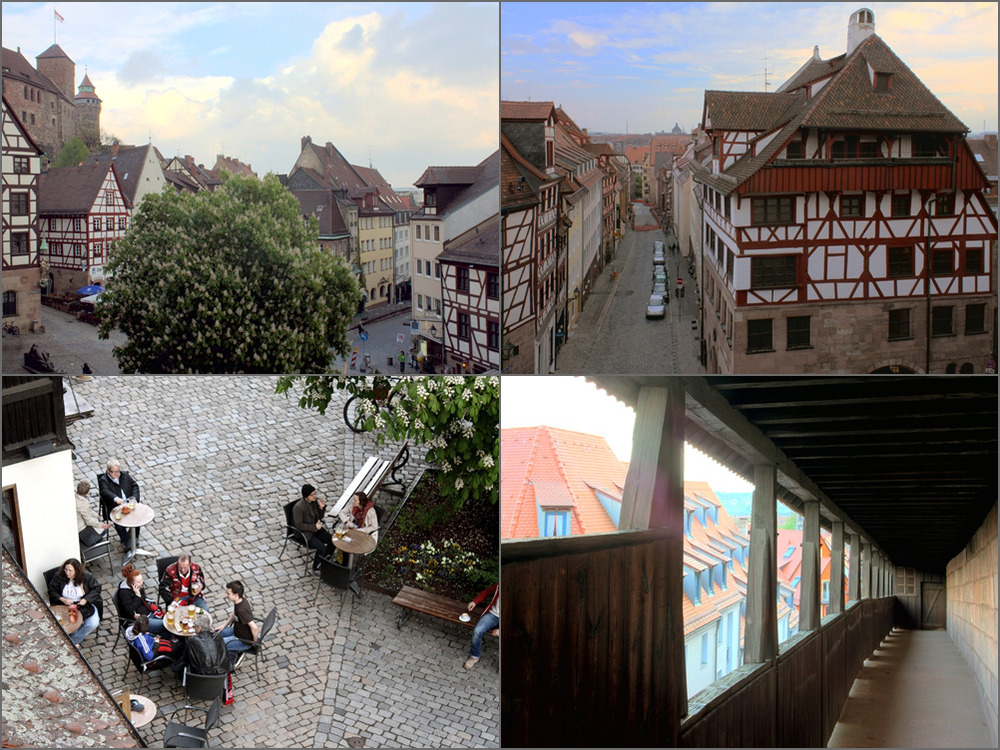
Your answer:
[110,588,134,648]
[232,607,277,679]
[182,668,228,702]
[124,635,176,690]
[80,532,113,571]
[279,499,313,574]
[156,555,179,607]
[163,696,221,748]
[313,553,351,604]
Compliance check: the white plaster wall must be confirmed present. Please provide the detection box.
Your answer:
[1,449,78,597]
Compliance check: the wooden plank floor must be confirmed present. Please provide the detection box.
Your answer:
[828,628,993,748]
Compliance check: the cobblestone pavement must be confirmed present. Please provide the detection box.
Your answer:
[329,311,421,376]
[64,376,499,748]
[554,216,705,375]
[1,306,125,375]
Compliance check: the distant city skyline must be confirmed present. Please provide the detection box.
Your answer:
[2,2,499,186]
[502,1,998,135]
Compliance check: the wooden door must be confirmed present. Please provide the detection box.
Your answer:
[921,582,946,629]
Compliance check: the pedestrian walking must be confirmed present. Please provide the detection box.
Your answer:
[398,350,406,373]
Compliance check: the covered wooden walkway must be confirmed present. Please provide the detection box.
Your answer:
[829,628,993,748]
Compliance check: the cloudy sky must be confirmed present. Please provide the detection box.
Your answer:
[502,1,998,135]
[3,2,498,187]
[501,376,754,492]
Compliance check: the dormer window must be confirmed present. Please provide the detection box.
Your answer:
[786,139,804,160]
[874,72,891,92]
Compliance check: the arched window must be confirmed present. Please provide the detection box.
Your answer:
[370,287,376,300]
[945,363,957,374]
[959,363,974,374]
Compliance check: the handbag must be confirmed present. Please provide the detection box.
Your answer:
[79,526,104,548]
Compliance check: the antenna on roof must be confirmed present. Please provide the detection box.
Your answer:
[368,146,373,168]
[763,53,770,91]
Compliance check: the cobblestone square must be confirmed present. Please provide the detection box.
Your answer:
[63,376,499,748]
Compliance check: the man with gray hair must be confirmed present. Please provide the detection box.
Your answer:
[97,458,142,553]
[173,612,231,677]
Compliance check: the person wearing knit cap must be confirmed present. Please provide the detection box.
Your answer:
[292,483,333,575]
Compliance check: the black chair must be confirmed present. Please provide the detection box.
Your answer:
[80,531,113,571]
[373,504,386,528]
[124,635,176,690]
[110,588,134,648]
[156,555,179,607]
[314,554,352,604]
[279,499,312,574]
[163,696,221,748]
[182,668,228,702]
[233,606,277,679]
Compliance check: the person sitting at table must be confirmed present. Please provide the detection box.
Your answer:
[97,458,142,553]
[118,563,167,634]
[171,613,234,704]
[214,580,259,669]
[162,554,207,608]
[293,483,334,577]
[47,558,102,646]
[125,614,182,660]
[75,480,110,549]
[337,491,379,541]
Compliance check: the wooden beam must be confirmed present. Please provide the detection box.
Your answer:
[830,521,845,615]
[800,499,821,630]
[744,462,777,664]
[848,533,861,602]
[861,542,872,599]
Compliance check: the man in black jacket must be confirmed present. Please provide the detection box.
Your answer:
[97,458,142,552]
[171,613,231,675]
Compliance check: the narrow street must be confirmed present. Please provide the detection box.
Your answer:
[555,202,705,374]
[1,306,125,375]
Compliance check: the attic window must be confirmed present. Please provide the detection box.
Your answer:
[786,140,804,159]
[874,72,891,92]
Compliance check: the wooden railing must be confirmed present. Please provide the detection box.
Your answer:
[681,597,895,748]
[501,530,897,748]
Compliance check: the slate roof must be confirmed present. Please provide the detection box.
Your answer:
[1,549,143,748]
[500,100,556,121]
[86,144,153,205]
[438,215,499,267]
[38,162,127,214]
[704,32,971,192]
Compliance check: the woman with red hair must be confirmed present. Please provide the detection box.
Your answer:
[118,564,167,634]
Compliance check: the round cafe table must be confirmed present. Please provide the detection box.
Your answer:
[128,694,157,728]
[111,502,156,559]
[51,605,82,636]
[331,528,375,596]
[163,606,212,637]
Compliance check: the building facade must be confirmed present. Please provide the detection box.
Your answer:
[696,9,997,374]
[2,96,44,332]
[37,162,131,293]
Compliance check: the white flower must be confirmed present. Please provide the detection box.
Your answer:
[454,478,464,490]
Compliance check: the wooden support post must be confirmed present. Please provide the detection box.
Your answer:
[848,533,861,602]
[617,380,687,731]
[830,521,845,615]
[619,383,684,533]
[744,462,777,664]
[861,542,872,599]
[800,499,821,630]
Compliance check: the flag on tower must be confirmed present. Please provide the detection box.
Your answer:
[54,9,64,22]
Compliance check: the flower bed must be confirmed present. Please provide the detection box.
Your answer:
[363,470,498,602]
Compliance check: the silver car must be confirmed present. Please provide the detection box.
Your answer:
[646,294,666,319]
[653,250,665,265]
[652,282,669,304]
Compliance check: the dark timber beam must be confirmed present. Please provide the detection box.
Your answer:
[861,542,872,599]
[830,521,845,615]
[744,462,777,664]
[801,499,821,630]
[848,533,861,602]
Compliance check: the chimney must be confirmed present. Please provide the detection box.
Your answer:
[847,8,875,55]
[812,45,821,61]
[111,142,119,158]
[301,135,311,150]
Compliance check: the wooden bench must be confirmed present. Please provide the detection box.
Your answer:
[392,585,499,637]
[332,442,408,517]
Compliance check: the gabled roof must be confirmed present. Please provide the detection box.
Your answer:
[38,162,127,214]
[352,164,405,211]
[439,215,499,267]
[213,154,256,179]
[414,166,482,186]
[1,94,44,155]
[704,91,804,132]
[500,100,556,121]
[86,144,154,205]
[290,190,350,239]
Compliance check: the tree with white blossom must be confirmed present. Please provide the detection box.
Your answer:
[276,375,499,508]
[97,173,360,373]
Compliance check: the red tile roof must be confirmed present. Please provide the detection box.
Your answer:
[500,100,556,121]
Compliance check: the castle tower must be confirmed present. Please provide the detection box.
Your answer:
[35,44,75,100]
[76,71,102,135]
[847,8,876,54]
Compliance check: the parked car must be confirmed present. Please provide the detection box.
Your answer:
[645,295,666,319]
[652,282,669,304]
[652,269,667,286]
[653,251,665,265]
[653,240,664,254]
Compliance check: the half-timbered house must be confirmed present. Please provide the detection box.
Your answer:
[439,215,500,373]
[501,101,565,374]
[697,8,998,374]
[37,162,131,293]
[2,95,44,332]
